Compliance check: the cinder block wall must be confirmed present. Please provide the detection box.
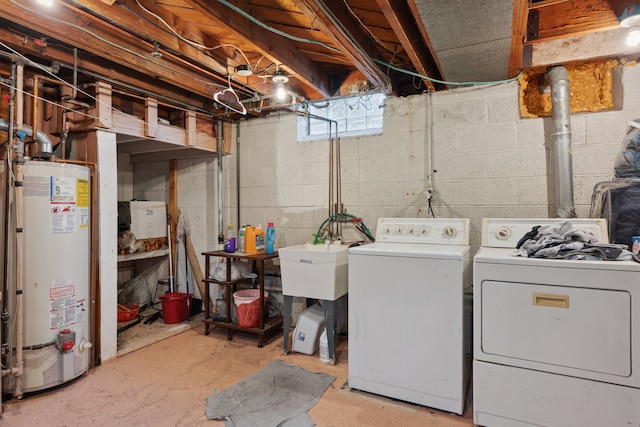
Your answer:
[232,64,640,255]
[127,64,640,275]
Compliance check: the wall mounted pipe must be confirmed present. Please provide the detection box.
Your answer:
[0,119,52,158]
[235,123,241,228]
[548,66,576,218]
[1,64,16,409]
[217,119,224,247]
[12,63,25,399]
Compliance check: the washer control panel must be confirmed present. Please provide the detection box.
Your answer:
[482,218,608,248]
[375,218,469,245]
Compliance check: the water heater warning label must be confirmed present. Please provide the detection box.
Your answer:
[50,282,77,329]
[50,176,78,234]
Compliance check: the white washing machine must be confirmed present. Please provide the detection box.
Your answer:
[348,218,471,415]
[474,218,640,427]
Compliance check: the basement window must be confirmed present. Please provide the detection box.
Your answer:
[297,92,385,141]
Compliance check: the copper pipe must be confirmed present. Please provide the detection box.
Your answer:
[32,75,39,149]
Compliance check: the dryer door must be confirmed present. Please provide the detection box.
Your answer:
[480,280,631,378]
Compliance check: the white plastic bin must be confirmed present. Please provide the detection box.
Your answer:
[292,303,326,355]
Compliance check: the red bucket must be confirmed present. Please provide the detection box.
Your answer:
[160,292,189,324]
[233,290,268,328]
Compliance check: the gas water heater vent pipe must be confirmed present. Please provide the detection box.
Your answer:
[548,66,576,218]
[0,119,53,158]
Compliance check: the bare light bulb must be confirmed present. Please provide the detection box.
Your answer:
[627,28,640,46]
[37,0,53,5]
[276,82,286,100]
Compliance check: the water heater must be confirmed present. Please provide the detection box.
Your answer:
[3,160,92,393]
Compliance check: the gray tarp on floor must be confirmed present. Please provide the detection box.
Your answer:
[205,360,336,427]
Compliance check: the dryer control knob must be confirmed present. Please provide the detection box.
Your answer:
[496,227,511,240]
[442,226,457,238]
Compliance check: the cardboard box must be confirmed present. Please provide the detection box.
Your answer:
[127,201,167,239]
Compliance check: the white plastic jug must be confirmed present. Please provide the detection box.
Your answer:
[319,328,330,363]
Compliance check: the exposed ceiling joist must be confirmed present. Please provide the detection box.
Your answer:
[184,0,333,98]
[0,0,639,120]
[0,26,212,111]
[376,0,445,91]
[296,0,392,92]
[0,0,233,99]
[509,0,530,78]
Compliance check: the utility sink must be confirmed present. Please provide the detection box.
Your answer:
[278,243,349,301]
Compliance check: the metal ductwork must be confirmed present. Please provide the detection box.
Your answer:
[0,119,53,158]
[548,66,576,218]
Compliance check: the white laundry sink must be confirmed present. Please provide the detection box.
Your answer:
[278,243,349,300]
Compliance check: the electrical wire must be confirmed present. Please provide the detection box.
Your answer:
[217,0,341,53]
[0,42,224,141]
[342,0,396,54]
[372,57,524,87]
[133,0,252,67]
[8,0,226,91]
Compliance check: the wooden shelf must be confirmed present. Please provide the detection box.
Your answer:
[117,248,169,263]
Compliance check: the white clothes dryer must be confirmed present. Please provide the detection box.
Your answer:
[474,218,640,427]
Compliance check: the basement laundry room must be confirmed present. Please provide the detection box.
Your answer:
[2,1,640,426]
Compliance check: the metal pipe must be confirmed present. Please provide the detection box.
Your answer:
[0,120,52,158]
[235,122,241,228]
[1,64,16,410]
[13,63,25,399]
[548,66,576,218]
[217,119,224,247]
[31,75,39,154]
[328,122,334,224]
[335,131,342,237]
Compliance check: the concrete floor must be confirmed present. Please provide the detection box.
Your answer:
[1,323,475,426]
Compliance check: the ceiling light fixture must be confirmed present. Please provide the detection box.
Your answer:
[275,81,286,100]
[37,0,53,5]
[628,28,640,46]
[235,64,253,77]
[272,70,289,101]
[619,5,640,46]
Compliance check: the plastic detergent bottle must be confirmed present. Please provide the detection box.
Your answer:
[244,225,258,254]
[224,224,236,253]
[255,224,266,253]
[238,224,247,253]
[266,222,276,254]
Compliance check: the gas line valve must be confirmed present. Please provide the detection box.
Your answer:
[55,329,76,353]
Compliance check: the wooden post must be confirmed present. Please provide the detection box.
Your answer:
[169,160,178,285]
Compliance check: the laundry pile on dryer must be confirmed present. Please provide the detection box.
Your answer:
[514,220,633,260]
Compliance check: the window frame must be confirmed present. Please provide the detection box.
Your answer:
[297,92,385,142]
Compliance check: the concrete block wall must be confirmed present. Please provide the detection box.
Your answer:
[232,64,640,255]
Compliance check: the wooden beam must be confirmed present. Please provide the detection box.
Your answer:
[509,0,530,78]
[0,0,225,98]
[296,0,392,91]
[376,0,445,91]
[65,0,229,75]
[533,0,624,41]
[185,0,333,98]
[0,26,213,110]
[527,27,640,67]
[184,226,206,302]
